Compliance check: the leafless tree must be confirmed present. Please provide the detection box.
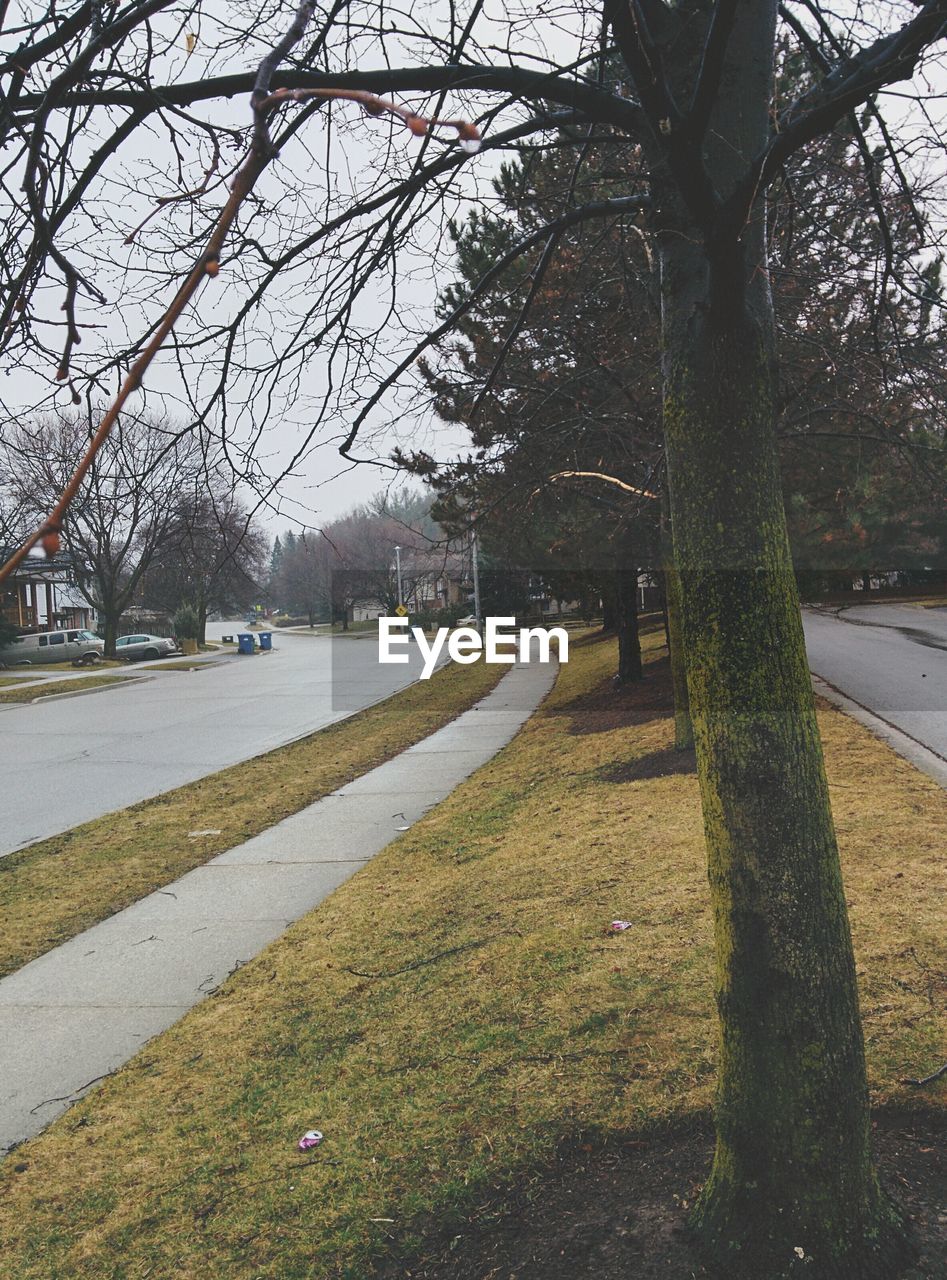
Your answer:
[140,470,269,640]
[1,411,204,651]
[323,498,448,619]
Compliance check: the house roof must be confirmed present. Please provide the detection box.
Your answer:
[0,547,76,580]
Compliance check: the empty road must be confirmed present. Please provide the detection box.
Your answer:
[0,629,439,857]
[803,603,947,766]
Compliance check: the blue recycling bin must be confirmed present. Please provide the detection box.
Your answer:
[237,633,255,655]
[258,631,272,651]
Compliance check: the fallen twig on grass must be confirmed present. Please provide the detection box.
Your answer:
[385,1046,637,1078]
[483,1047,635,1077]
[900,1061,947,1087]
[343,933,506,980]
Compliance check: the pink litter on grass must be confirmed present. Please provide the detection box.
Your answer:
[608,920,633,932]
[297,1130,323,1151]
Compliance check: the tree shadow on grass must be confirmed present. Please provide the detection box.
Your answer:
[559,656,674,736]
[596,744,697,783]
[380,1108,946,1280]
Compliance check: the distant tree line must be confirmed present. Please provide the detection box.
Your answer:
[267,491,466,628]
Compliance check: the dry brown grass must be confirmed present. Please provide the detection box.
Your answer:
[819,701,946,1089]
[0,673,126,704]
[137,659,221,670]
[0,632,942,1280]
[0,658,503,978]
[0,655,124,674]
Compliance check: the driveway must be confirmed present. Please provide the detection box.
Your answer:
[0,627,439,857]
[802,603,947,765]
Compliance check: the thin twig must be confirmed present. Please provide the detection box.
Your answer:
[900,1062,947,1087]
[343,934,504,979]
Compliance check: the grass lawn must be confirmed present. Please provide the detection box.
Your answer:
[0,660,124,680]
[0,674,127,704]
[0,631,943,1279]
[329,619,385,633]
[0,657,503,979]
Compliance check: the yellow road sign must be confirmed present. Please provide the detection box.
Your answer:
[394,604,408,617]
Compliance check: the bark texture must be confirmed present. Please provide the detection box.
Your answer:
[664,557,693,749]
[663,307,901,1274]
[101,611,119,659]
[615,565,643,683]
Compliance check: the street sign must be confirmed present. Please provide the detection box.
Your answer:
[394,604,409,617]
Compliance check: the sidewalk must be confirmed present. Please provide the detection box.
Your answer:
[0,655,557,1154]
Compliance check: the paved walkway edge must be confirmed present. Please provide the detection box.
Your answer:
[0,656,558,1154]
[812,673,947,790]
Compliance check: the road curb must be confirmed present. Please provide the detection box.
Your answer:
[812,673,947,790]
[25,675,154,707]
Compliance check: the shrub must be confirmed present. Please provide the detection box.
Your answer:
[172,603,201,640]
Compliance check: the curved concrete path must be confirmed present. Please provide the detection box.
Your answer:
[0,655,557,1154]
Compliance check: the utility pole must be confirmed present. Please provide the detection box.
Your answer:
[394,545,403,609]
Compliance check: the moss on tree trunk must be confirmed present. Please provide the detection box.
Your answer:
[663,555,693,750]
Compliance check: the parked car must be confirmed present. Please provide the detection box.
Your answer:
[3,628,105,666]
[115,633,179,661]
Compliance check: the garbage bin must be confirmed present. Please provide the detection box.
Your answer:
[258,631,273,651]
[237,633,255,655]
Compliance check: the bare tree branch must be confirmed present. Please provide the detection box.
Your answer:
[337,194,651,457]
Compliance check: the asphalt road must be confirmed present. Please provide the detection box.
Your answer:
[802,603,947,764]
[0,626,439,857]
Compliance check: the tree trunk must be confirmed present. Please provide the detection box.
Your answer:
[615,565,642,683]
[644,2,906,1267]
[659,571,670,648]
[661,500,693,750]
[602,588,618,632]
[660,256,901,1274]
[664,558,693,751]
[861,571,872,593]
[101,609,119,658]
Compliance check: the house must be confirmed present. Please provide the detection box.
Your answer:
[54,581,98,630]
[0,549,96,632]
